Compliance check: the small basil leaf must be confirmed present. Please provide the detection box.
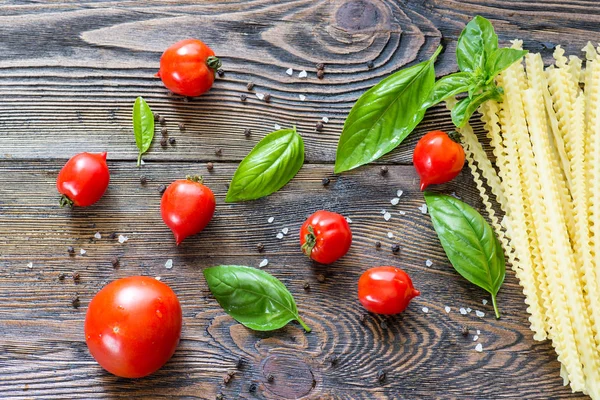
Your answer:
[424,193,505,318]
[456,16,498,73]
[451,89,500,127]
[485,48,527,81]
[226,127,304,202]
[203,265,311,332]
[422,72,473,109]
[334,45,442,173]
[132,96,155,166]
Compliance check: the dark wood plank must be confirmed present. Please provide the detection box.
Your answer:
[1,0,599,162]
[0,161,583,399]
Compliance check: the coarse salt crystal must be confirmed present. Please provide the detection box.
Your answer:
[155,276,161,281]
[259,259,269,268]
[467,308,472,313]
[425,259,433,267]
[397,190,404,197]
[398,211,406,216]
[476,310,485,318]
[118,235,128,244]
[383,212,391,221]
[422,307,429,313]
[282,227,289,235]
[473,335,479,341]
[26,262,33,269]
[477,330,481,335]
[459,308,467,315]
[444,306,451,313]
[80,249,87,255]
[390,197,400,205]
[94,232,101,239]
[256,93,265,100]
[298,70,307,78]
[475,343,483,352]
[268,217,274,223]
[345,217,353,224]
[419,204,428,214]
[165,259,173,269]
[299,94,306,101]
[380,209,387,215]
[322,117,329,123]
[276,233,284,239]
[482,299,488,305]
[140,159,145,165]
[274,124,281,130]
[286,68,293,76]
[387,232,394,238]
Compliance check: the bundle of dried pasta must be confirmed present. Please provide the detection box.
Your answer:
[460,42,600,398]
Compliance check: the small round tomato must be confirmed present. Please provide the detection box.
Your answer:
[156,39,221,97]
[358,266,420,315]
[85,276,182,378]
[300,210,352,264]
[161,176,216,245]
[413,130,465,191]
[56,152,110,207]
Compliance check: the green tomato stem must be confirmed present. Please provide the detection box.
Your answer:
[297,316,311,333]
[491,294,500,319]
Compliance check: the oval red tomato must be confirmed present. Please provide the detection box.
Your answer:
[56,152,110,207]
[358,266,420,315]
[156,39,220,97]
[300,210,352,264]
[413,130,465,191]
[161,177,216,245]
[85,276,182,378]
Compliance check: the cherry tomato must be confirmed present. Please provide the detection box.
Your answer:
[300,210,352,264]
[85,276,182,378]
[413,130,465,191]
[358,266,420,315]
[56,152,110,207]
[156,39,221,97]
[161,176,216,245]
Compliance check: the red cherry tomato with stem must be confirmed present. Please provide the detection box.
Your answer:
[156,39,221,97]
[85,276,182,378]
[56,152,110,207]
[358,266,420,315]
[300,210,352,264]
[413,130,465,191]
[161,176,216,245]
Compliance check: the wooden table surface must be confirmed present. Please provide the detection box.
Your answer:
[1,1,598,399]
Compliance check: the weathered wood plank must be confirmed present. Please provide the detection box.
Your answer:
[0,161,582,399]
[0,0,599,162]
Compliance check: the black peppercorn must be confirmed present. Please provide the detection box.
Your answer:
[160,138,168,147]
[217,68,224,77]
[158,115,166,125]
[317,70,325,79]
[367,60,375,69]
[256,243,264,252]
[380,166,389,175]
[161,127,168,136]
[247,82,255,91]
[158,184,167,194]
[71,295,80,309]
[58,273,65,281]
[321,177,330,186]
[264,93,271,103]
[391,244,400,253]
[140,176,147,185]
[303,281,310,290]
[461,325,469,336]
[111,257,119,268]
[249,383,257,393]
[244,128,251,138]
[178,122,185,131]
[153,112,160,121]
[207,162,214,171]
[73,272,80,282]
[316,274,325,282]
[316,63,325,70]
[240,94,247,102]
[375,241,381,249]
[67,246,75,255]
[316,122,324,132]
[169,137,176,145]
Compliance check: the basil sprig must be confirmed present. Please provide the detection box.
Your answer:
[203,265,311,332]
[424,193,505,318]
[334,46,441,173]
[132,96,155,166]
[226,127,304,202]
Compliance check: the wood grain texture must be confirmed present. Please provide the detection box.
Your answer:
[0,0,594,399]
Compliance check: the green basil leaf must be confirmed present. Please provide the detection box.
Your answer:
[203,265,311,332]
[421,72,473,109]
[132,96,155,166]
[456,16,498,73]
[485,48,527,81]
[451,88,500,127]
[226,127,304,202]
[334,45,442,173]
[424,193,505,318]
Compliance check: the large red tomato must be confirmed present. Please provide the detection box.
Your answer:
[300,210,352,264]
[156,39,220,97]
[85,276,182,378]
[413,130,465,191]
[56,152,110,207]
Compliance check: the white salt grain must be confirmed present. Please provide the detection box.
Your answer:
[397,189,404,197]
[387,232,394,238]
[459,308,467,315]
[477,330,481,335]
[482,299,488,305]
[118,235,128,244]
[80,249,87,255]
[268,217,274,223]
[299,94,306,101]
[256,93,265,100]
[473,335,479,341]
[419,204,428,214]
[165,259,173,269]
[155,276,161,281]
[259,259,269,268]
[26,262,33,269]
[345,217,353,224]
[475,343,483,352]
[390,197,400,205]
[398,211,406,216]
[425,259,433,267]
[380,209,387,215]
[286,68,293,76]
[467,307,472,313]
[322,117,329,123]
[274,124,281,130]
[444,306,451,313]
[298,70,308,78]
[282,228,289,235]
[422,307,429,313]
[140,159,145,165]
[94,232,101,239]
[276,233,284,239]
[383,212,391,221]
[476,310,485,318]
